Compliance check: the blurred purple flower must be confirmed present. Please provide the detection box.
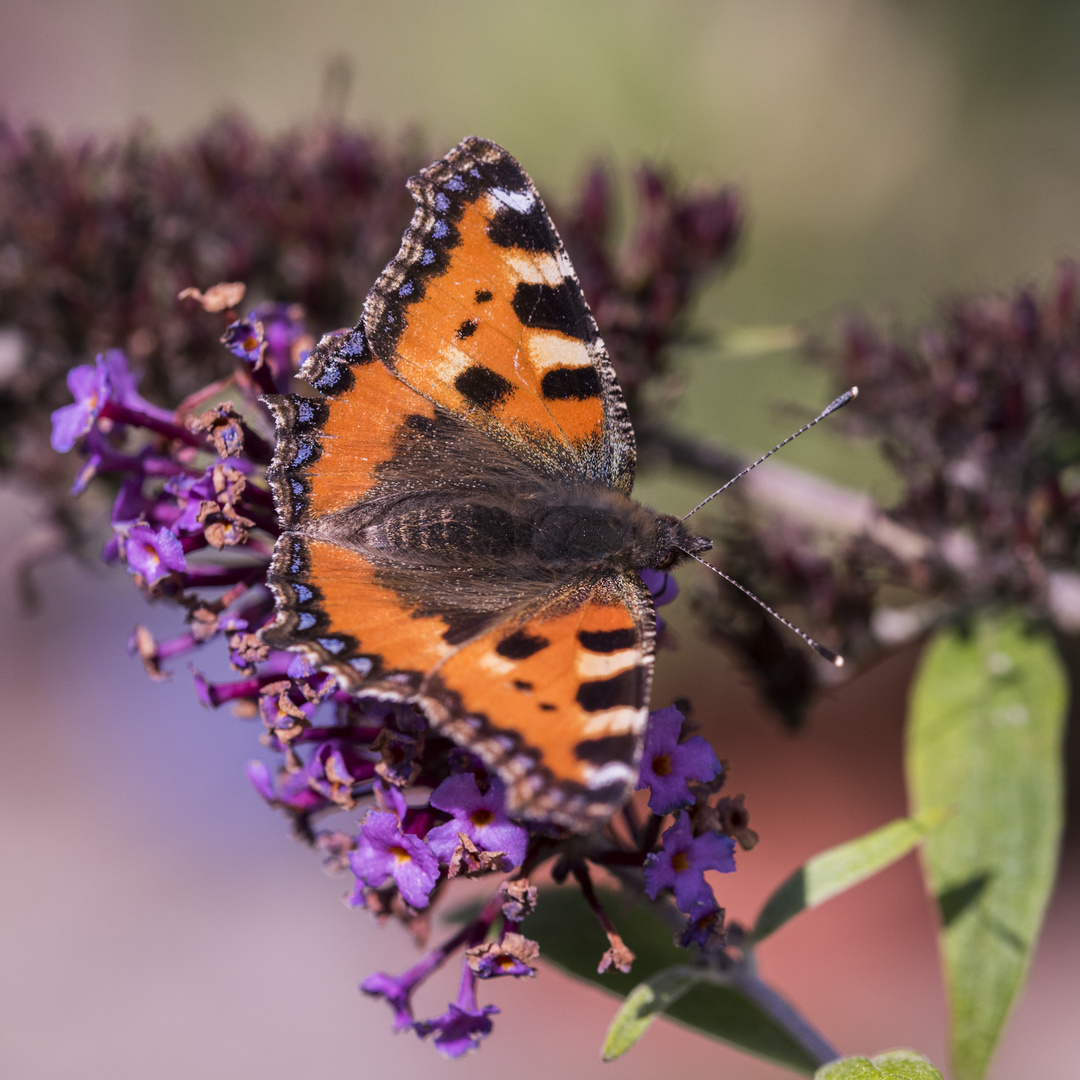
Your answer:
[414,964,499,1058]
[118,523,186,585]
[50,359,109,452]
[636,705,722,815]
[678,896,725,950]
[640,567,679,607]
[644,813,735,914]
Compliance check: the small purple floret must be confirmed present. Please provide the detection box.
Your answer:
[636,705,722,815]
[426,774,528,870]
[349,810,439,909]
[98,349,173,421]
[414,964,498,1058]
[50,359,109,452]
[415,1003,498,1057]
[222,318,263,363]
[643,813,736,914]
[51,350,175,453]
[640,567,679,607]
[678,896,724,949]
[121,523,186,585]
[361,970,419,1032]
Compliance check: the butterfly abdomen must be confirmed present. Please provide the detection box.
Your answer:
[362,502,516,560]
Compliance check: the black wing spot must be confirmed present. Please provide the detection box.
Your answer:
[454,365,514,410]
[496,630,550,660]
[539,702,557,712]
[541,367,601,401]
[487,203,557,252]
[512,679,534,692]
[474,289,493,304]
[576,667,646,712]
[511,281,592,340]
[456,318,478,339]
[578,628,639,653]
[574,733,638,766]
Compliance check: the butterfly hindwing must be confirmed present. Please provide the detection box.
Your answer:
[363,136,636,493]
[423,571,655,825]
[263,533,455,692]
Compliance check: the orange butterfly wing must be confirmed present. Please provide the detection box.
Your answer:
[364,137,635,492]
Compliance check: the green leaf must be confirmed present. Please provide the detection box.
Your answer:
[602,964,703,1061]
[524,887,825,1073]
[752,807,949,942]
[816,1049,944,1079]
[907,612,1066,1080]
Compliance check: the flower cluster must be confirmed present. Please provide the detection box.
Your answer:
[49,295,753,1056]
[834,261,1080,607]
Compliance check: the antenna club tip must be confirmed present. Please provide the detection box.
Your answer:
[849,385,859,398]
[833,654,845,668]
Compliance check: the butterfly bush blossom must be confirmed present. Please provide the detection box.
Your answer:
[50,294,753,1056]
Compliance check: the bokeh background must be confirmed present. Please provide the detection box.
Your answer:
[2,2,1078,1077]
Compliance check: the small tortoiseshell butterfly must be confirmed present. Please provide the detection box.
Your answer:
[261,137,711,830]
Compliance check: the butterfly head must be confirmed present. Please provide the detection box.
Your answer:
[649,513,713,571]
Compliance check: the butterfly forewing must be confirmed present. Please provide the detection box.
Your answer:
[364,137,636,493]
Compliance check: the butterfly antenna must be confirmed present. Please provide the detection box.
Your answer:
[679,549,844,667]
[680,386,858,522]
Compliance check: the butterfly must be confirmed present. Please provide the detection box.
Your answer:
[261,136,711,831]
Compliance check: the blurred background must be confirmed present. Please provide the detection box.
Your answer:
[1,2,1078,1077]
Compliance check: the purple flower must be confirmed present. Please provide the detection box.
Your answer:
[245,759,330,813]
[50,359,109,452]
[678,896,725,950]
[466,932,539,979]
[636,705,722,815]
[164,471,216,534]
[361,971,416,1031]
[223,304,307,393]
[640,567,679,607]
[360,948,446,1033]
[643,813,736,914]
[349,810,439,909]
[222,318,264,363]
[426,774,528,870]
[97,349,173,421]
[414,964,499,1057]
[51,350,175,454]
[119,523,186,586]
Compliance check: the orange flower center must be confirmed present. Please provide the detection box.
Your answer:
[651,754,672,777]
[671,851,690,873]
[389,844,411,864]
[470,808,495,827]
